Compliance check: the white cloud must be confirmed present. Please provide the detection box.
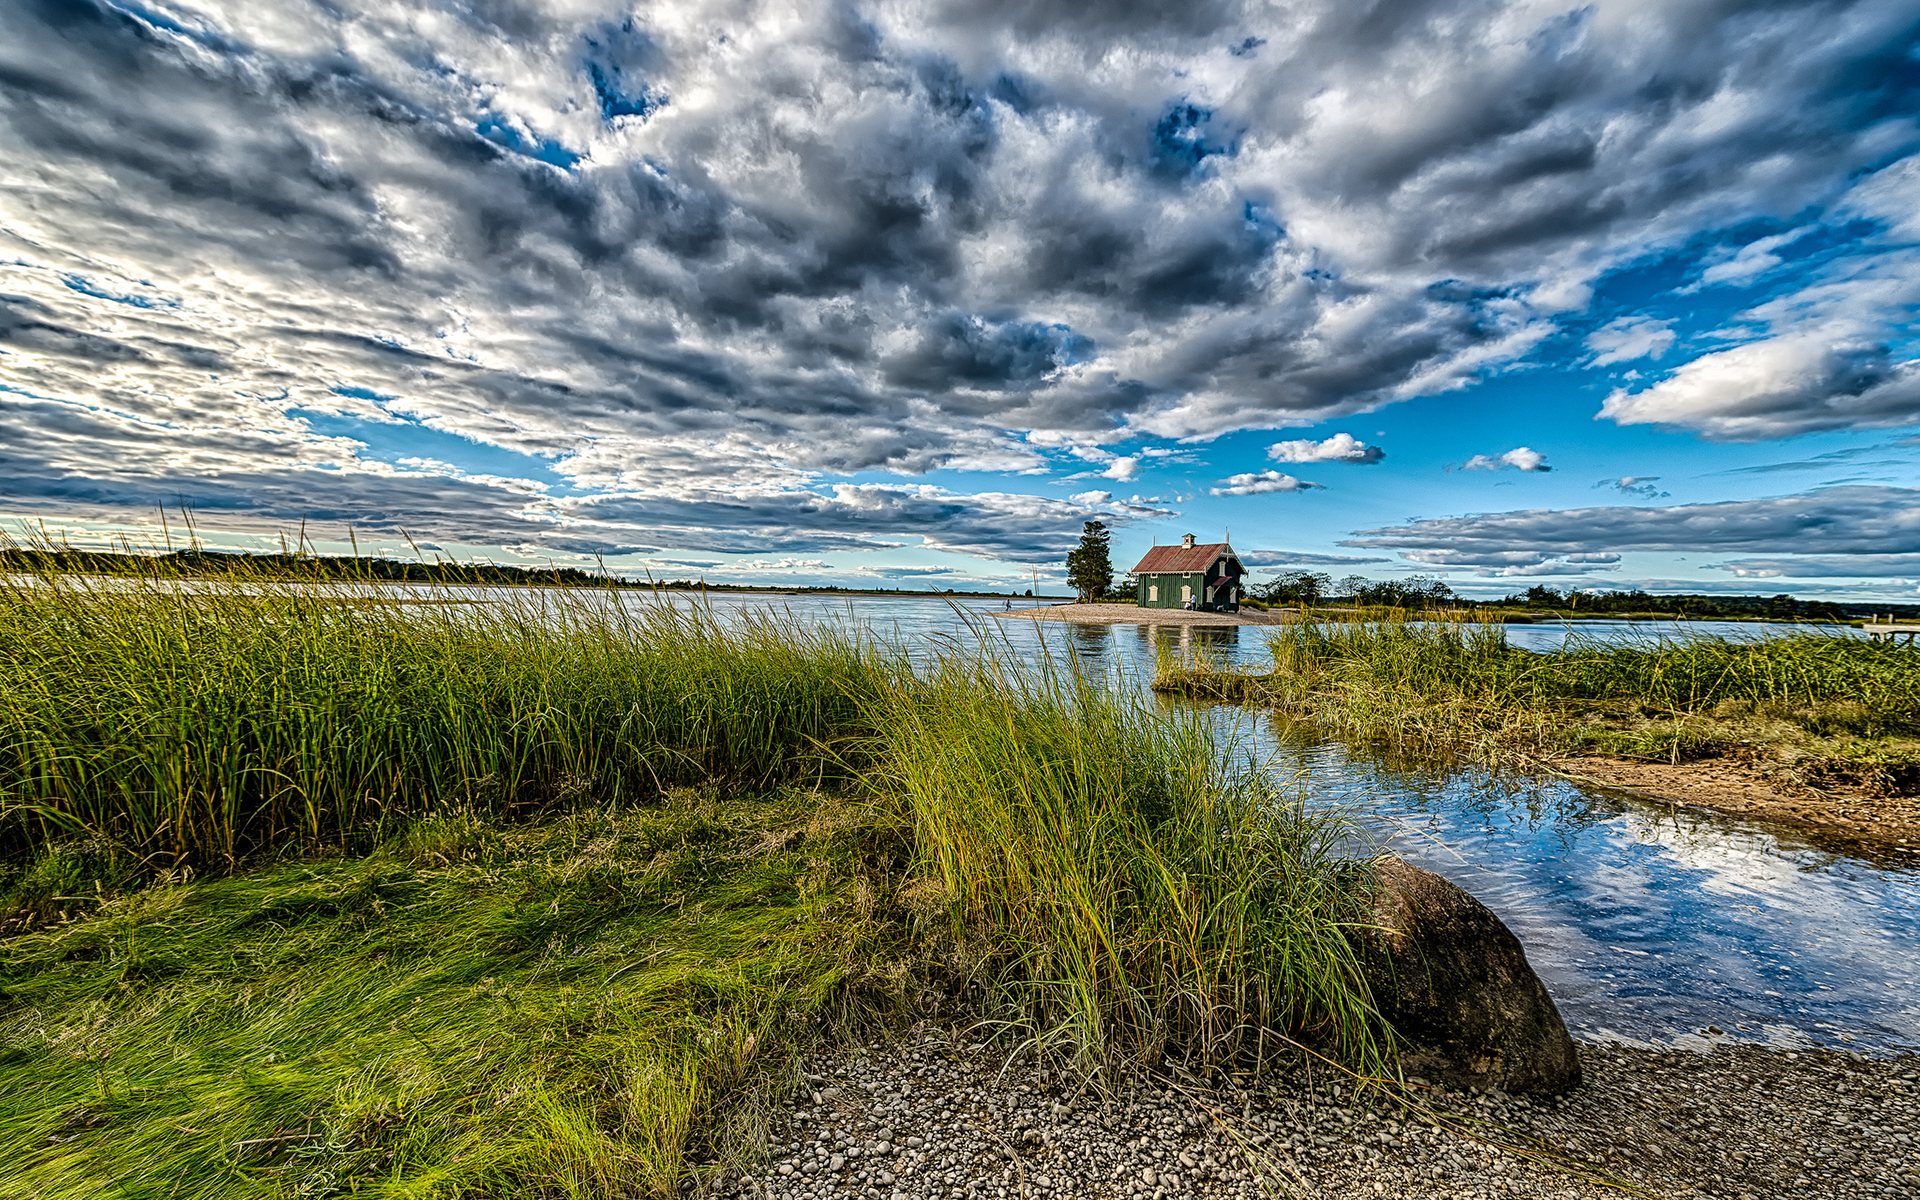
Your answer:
[1599,155,1920,440]
[1208,471,1323,497]
[1240,550,1389,566]
[1586,317,1675,366]
[1599,330,1920,441]
[1266,432,1384,464]
[1692,230,1810,289]
[1099,456,1141,482]
[1462,447,1551,472]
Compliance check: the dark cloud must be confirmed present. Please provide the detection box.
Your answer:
[1345,486,1920,562]
[1715,554,1920,579]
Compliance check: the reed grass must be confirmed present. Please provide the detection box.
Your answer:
[1160,612,1920,769]
[875,652,1384,1078]
[0,567,1391,1197]
[0,567,889,867]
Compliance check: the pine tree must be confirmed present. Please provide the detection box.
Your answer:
[1065,520,1113,601]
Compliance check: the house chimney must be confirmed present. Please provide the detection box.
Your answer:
[1181,533,1196,548]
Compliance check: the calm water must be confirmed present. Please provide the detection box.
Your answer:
[320,587,1920,1054]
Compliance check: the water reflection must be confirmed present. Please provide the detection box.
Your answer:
[1266,728,1920,1054]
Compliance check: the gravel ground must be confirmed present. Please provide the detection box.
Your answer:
[722,1030,1919,1200]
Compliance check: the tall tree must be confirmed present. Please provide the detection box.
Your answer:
[1065,520,1113,601]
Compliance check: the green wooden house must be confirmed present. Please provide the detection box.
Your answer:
[1132,535,1246,612]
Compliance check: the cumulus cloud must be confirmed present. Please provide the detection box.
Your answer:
[1599,332,1920,441]
[1462,447,1551,472]
[1345,487,1920,567]
[1209,471,1323,496]
[1,0,1916,557]
[1266,432,1383,464]
[1586,317,1675,367]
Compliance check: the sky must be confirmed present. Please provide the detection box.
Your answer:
[2,0,1918,598]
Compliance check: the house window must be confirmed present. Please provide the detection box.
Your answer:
[1181,585,1192,603]
[1148,585,1158,601]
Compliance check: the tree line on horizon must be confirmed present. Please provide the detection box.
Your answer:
[1058,523,1890,619]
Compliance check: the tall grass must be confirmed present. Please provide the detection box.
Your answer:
[1168,612,1920,763]
[877,652,1384,1077]
[1265,613,1920,717]
[0,567,1394,1196]
[1,792,912,1200]
[0,568,889,866]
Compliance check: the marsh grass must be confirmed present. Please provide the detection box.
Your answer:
[876,651,1385,1079]
[0,567,1391,1197]
[1161,613,1920,775]
[0,564,889,868]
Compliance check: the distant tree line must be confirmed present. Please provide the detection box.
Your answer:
[0,548,1058,597]
[0,548,603,587]
[1245,570,1895,620]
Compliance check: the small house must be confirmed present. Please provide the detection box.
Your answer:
[1132,535,1245,612]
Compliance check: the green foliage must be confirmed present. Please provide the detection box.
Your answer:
[1251,570,1329,607]
[1064,520,1113,601]
[1496,585,1855,621]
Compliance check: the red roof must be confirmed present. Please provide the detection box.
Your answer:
[1132,542,1238,574]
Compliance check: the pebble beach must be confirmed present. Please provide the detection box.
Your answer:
[728,1031,1919,1200]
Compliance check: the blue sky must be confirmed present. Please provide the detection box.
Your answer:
[1,0,1918,598]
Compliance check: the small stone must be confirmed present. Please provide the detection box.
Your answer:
[830,1156,846,1172]
[907,1137,924,1150]
[875,1142,892,1156]
[1141,1168,1157,1186]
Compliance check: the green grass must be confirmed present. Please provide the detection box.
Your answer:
[0,568,1388,1197]
[878,652,1379,1077]
[1,791,907,1199]
[1157,614,1920,778]
[0,568,887,867]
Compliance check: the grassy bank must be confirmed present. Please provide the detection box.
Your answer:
[0,571,1382,1198]
[1159,615,1920,790]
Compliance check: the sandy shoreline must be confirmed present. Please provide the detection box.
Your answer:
[1543,754,1920,853]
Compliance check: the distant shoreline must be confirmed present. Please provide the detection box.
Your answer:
[993,602,1286,626]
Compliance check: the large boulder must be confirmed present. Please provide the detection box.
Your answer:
[1350,858,1581,1094]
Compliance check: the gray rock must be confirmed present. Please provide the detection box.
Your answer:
[1349,858,1581,1094]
